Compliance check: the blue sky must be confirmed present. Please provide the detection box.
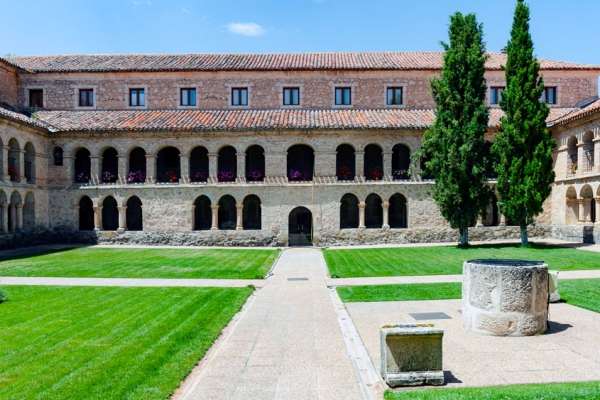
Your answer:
[1,0,599,65]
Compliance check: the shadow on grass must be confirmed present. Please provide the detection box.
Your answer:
[0,246,86,262]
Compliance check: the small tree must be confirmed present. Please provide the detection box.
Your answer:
[421,12,490,246]
[492,0,556,247]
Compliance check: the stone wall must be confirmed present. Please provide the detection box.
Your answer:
[0,62,17,107]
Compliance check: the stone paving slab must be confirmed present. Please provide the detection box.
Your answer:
[0,276,265,288]
[347,299,600,392]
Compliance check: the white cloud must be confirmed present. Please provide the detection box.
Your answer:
[181,7,190,14]
[227,22,266,37]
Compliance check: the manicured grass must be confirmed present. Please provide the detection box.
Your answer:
[337,282,462,302]
[560,278,600,313]
[0,247,279,279]
[324,243,600,278]
[0,285,253,399]
[384,381,600,399]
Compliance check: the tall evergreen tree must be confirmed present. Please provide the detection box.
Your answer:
[492,0,556,247]
[421,12,490,246]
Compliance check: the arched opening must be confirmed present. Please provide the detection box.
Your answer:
[9,191,22,231]
[218,195,236,230]
[190,146,209,182]
[336,144,355,181]
[389,193,407,228]
[566,186,578,225]
[243,195,261,230]
[157,147,180,183]
[101,196,119,231]
[193,195,212,231]
[74,148,91,183]
[8,139,20,182]
[289,206,312,246]
[364,144,383,181]
[245,145,265,181]
[392,144,411,180]
[126,196,143,231]
[581,184,594,223]
[53,146,63,166]
[287,145,314,181]
[583,131,594,173]
[340,193,359,229]
[218,146,237,182]
[101,148,118,183]
[24,142,35,183]
[365,193,383,228]
[567,136,578,176]
[128,147,147,183]
[79,196,94,231]
[23,192,35,231]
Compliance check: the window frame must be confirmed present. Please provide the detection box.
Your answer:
[231,87,249,106]
[180,87,197,107]
[129,88,146,107]
[489,86,505,105]
[335,87,352,106]
[541,87,557,105]
[79,89,94,107]
[283,87,300,106]
[386,87,404,106]
[28,89,44,108]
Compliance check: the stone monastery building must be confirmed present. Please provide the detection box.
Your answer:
[0,52,599,247]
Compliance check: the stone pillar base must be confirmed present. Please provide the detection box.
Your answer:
[117,227,126,234]
[386,371,445,387]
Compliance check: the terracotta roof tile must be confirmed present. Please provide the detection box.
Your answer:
[3,52,599,73]
[0,107,52,130]
[553,99,600,126]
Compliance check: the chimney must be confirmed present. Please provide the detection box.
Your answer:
[501,47,507,54]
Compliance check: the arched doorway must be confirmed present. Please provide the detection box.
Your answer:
[126,196,143,231]
[340,193,359,229]
[79,196,94,231]
[102,196,119,231]
[243,195,261,230]
[289,207,312,246]
[194,195,212,230]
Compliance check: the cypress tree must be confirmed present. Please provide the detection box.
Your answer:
[421,12,490,246]
[492,0,556,247]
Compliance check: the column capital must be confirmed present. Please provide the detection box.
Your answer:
[179,153,190,158]
[16,202,23,209]
[210,205,220,210]
[93,206,103,211]
[382,201,390,208]
[235,204,244,210]
[358,202,366,208]
[235,152,246,157]
[0,202,7,208]
[117,206,128,211]
[89,155,103,160]
[145,154,158,159]
[208,153,219,157]
[117,155,130,159]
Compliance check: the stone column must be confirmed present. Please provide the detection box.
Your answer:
[72,205,80,230]
[499,214,506,227]
[1,146,9,181]
[190,205,196,230]
[9,205,16,231]
[358,202,366,229]
[145,155,157,183]
[584,199,592,223]
[179,153,190,183]
[117,206,127,233]
[383,151,393,178]
[117,155,129,184]
[236,204,244,230]
[382,201,390,229]
[577,143,584,175]
[578,199,586,223]
[93,206,103,231]
[208,153,218,180]
[90,155,102,185]
[0,202,8,232]
[594,138,600,173]
[595,198,600,224]
[355,150,365,180]
[314,151,337,178]
[210,205,219,230]
[16,203,23,230]
[265,152,287,179]
[19,150,26,183]
[236,152,246,181]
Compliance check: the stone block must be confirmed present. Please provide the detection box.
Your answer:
[380,323,444,387]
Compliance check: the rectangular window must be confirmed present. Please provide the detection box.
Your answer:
[180,88,196,106]
[29,89,43,108]
[231,88,248,106]
[283,87,300,105]
[490,87,505,105]
[79,89,94,107]
[541,87,557,104]
[129,88,145,106]
[387,87,403,105]
[335,87,351,105]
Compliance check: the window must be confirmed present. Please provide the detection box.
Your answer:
[29,89,43,108]
[180,88,196,106]
[79,89,94,107]
[541,87,557,104]
[387,87,403,105]
[231,88,248,106]
[335,87,351,105]
[129,88,145,106]
[490,87,504,105]
[283,87,300,105]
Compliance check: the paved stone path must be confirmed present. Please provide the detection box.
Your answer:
[178,248,365,400]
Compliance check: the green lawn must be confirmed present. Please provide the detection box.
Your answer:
[324,243,600,278]
[384,381,600,399]
[560,278,600,314]
[0,247,279,279]
[0,285,253,399]
[337,282,462,302]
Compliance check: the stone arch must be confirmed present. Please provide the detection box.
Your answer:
[8,190,22,231]
[581,184,595,223]
[101,195,119,231]
[567,135,578,175]
[74,148,91,183]
[24,142,35,183]
[128,147,147,183]
[8,138,20,182]
[566,186,578,225]
[245,145,265,182]
[340,193,359,229]
[364,144,383,181]
[157,146,180,183]
[193,195,212,231]
[365,193,383,229]
[23,192,35,231]
[243,194,261,230]
[582,130,594,173]
[336,144,355,181]
[287,144,314,181]
[190,146,209,182]
[392,144,411,179]
[289,206,313,246]
[126,196,143,231]
[218,146,237,182]
[53,146,64,166]
[101,147,118,183]
[79,195,94,231]
[218,194,236,230]
[389,193,407,229]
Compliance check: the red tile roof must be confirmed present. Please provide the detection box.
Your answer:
[0,106,51,130]
[554,99,600,126]
[3,52,599,73]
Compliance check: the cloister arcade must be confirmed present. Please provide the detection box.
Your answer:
[564,184,600,225]
[0,189,36,232]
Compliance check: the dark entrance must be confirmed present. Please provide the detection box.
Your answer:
[288,207,313,246]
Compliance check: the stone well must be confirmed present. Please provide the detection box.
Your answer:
[462,259,548,336]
